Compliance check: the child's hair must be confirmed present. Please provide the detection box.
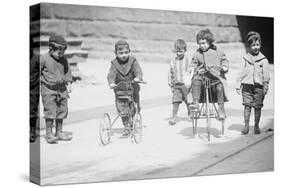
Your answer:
[174,39,187,52]
[247,31,262,45]
[115,40,130,53]
[196,29,215,44]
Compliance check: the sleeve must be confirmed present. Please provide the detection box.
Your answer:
[64,59,73,83]
[132,59,143,80]
[236,58,247,83]
[262,59,270,83]
[168,60,174,87]
[220,51,229,73]
[107,63,117,85]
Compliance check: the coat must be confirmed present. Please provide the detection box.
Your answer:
[191,46,229,91]
[236,52,270,86]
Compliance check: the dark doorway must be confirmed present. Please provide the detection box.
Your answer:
[236,16,274,63]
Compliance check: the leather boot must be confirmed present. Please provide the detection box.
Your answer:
[241,106,251,135]
[254,108,261,134]
[218,103,226,120]
[55,119,73,141]
[45,119,58,144]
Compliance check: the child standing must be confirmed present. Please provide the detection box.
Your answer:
[41,34,73,144]
[107,40,143,136]
[236,31,270,135]
[168,39,191,125]
[189,29,229,120]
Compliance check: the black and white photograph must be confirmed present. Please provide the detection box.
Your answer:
[29,2,274,186]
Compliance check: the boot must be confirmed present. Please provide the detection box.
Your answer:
[254,108,261,134]
[30,117,37,143]
[189,99,199,112]
[55,119,73,141]
[218,103,226,120]
[45,119,58,144]
[241,106,251,135]
[169,103,179,125]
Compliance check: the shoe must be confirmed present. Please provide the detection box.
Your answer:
[45,132,58,144]
[254,126,261,134]
[56,131,73,141]
[241,125,249,135]
[169,117,176,125]
[122,129,131,136]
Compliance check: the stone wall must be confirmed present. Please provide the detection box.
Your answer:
[31,3,245,63]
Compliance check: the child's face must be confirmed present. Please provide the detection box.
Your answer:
[198,39,210,52]
[249,40,261,55]
[175,49,186,59]
[116,47,130,62]
[50,44,67,59]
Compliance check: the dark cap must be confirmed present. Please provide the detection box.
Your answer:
[115,40,130,52]
[49,34,67,46]
[247,31,261,42]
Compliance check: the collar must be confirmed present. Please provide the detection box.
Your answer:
[111,56,136,75]
[243,52,266,64]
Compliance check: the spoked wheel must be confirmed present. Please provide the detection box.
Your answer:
[191,111,198,136]
[99,113,112,145]
[132,113,142,144]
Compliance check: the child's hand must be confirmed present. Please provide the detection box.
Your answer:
[263,82,269,95]
[109,83,116,89]
[133,77,140,82]
[235,83,241,95]
[67,84,72,93]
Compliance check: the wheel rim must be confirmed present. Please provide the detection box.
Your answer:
[99,114,111,145]
[132,113,142,144]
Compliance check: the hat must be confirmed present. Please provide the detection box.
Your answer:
[247,31,261,42]
[115,40,130,52]
[49,34,67,46]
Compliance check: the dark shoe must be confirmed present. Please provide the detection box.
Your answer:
[30,128,37,143]
[254,126,261,134]
[122,129,131,136]
[241,125,249,135]
[169,117,176,125]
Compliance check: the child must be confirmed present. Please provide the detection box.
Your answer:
[168,39,191,125]
[236,31,270,135]
[189,29,229,120]
[40,34,73,144]
[107,40,143,136]
[30,36,40,143]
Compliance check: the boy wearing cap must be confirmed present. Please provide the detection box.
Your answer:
[40,34,73,144]
[168,39,191,125]
[30,37,40,143]
[107,40,143,136]
[236,31,270,135]
[190,29,229,120]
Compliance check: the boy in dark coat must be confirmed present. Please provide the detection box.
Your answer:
[30,37,40,143]
[107,40,143,136]
[236,31,270,135]
[41,34,73,144]
[189,29,229,120]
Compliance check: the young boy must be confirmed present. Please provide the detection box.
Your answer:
[107,40,143,136]
[41,34,73,144]
[190,29,229,120]
[30,37,40,143]
[236,31,270,135]
[168,39,191,125]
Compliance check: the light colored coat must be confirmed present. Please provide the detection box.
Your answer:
[237,52,270,85]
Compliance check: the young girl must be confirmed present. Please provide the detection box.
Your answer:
[236,31,270,135]
[190,29,229,120]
